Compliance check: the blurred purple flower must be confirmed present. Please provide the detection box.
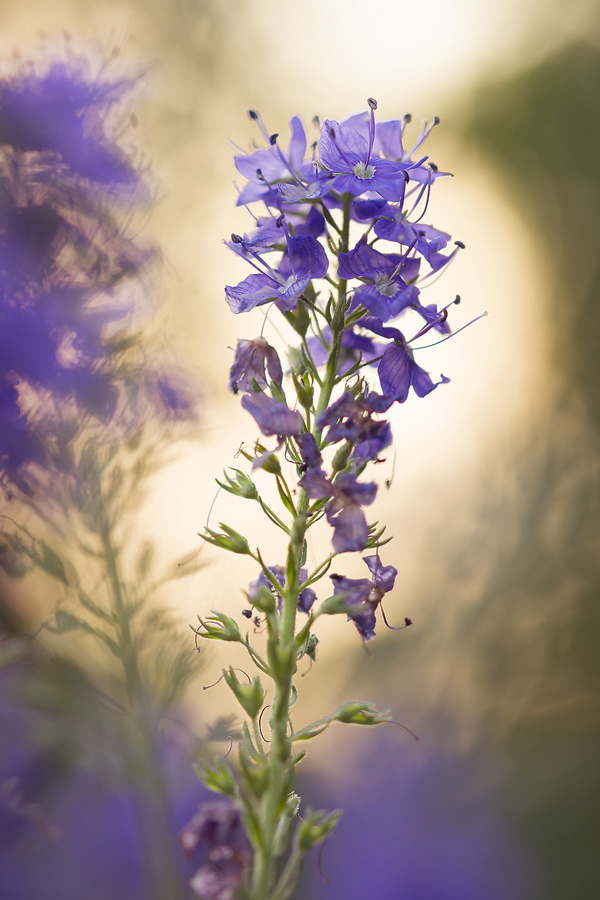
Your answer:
[249,564,316,614]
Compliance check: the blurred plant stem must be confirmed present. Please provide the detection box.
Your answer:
[95,513,188,900]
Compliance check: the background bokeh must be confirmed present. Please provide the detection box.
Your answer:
[2,1,600,898]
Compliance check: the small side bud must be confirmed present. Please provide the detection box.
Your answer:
[224,668,265,719]
[331,441,353,473]
[193,758,235,797]
[335,701,391,726]
[251,584,276,614]
[298,808,342,851]
[202,524,252,555]
[196,612,242,643]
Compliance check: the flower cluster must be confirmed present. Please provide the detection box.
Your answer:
[193,99,465,900]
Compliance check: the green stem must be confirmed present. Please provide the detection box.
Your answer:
[247,196,353,900]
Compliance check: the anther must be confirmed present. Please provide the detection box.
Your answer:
[269,133,278,145]
[367,97,378,110]
[256,168,265,182]
[313,115,320,128]
[433,115,440,125]
[248,110,259,120]
[404,113,412,123]
[276,214,285,227]
[403,170,410,183]
[454,295,461,304]
[429,162,438,172]
[454,240,465,249]
[231,233,243,243]
[242,608,252,618]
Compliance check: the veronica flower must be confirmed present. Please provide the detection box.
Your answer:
[224,231,328,314]
[180,801,248,900]
[319,100,413,202]
[248,564,316,614]
[316,390,393,446]
[362,317,450,402]
[234,113,313,207]
[228,338,283,394]
[330,553,398,641]
[299,467,377,553]
[338,238,420,321]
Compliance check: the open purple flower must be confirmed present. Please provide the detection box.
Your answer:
[234,114,313,207]
[362,317,449,402]
[338,238,420,321]
[330,553,398,640]
[224,232,328,314]
[299,466,377,553]
[319,101,410,201]
[316,390,393,446]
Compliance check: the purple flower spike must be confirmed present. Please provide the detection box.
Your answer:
[229,337,283,394]
[241,392,303,437]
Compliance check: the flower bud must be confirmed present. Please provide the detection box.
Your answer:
[298,808,342,851]
[202,524,252,555]
[197,612,242,643]
[193,758,235,797]
[335,701,391,726]
[331,440,353,473]
[224,668,265,719]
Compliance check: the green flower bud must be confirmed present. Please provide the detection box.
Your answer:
[216,468,258,500]
[196,611,242,643]
[331,440,353,473]
[334,701,391,726]
[298,808,342,850]
[202,524,251,555]
[224,668,265,719]
[193,758,235,796]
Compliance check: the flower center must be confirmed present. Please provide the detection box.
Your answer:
[353,161,375,180]
[374,273,399,297]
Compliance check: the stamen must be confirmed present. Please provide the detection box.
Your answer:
[404,115,440,160]
[412,311,488,350]
[247,109,271,143]
[366,98,377,163]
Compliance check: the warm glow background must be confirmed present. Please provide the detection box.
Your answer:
[2,1,600,898]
